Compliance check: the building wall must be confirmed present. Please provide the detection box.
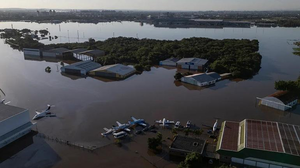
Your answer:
[181,77,216,87]
[217,148,300,167]
[42,52,57,57]
[159,61,177,66]
[23,48,41,56]
[0,111,30,137]
[0,124,32,148]
[261,98,298,111]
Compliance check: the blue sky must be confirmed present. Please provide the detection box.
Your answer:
[1,0,300,11]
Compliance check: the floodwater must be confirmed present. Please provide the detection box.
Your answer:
[1,21,300,167]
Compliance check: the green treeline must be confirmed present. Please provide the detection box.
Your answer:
[49,37,262,78]
[275,77,300,95]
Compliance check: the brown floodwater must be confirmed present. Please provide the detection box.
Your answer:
[1,22,300,167]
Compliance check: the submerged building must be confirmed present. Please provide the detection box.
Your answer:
[159,57,180,67]
[61,60,102,76]
[217,119,300,168]
[89,64,136,79]
[259,91,298,111]
[181,72,221,87]
[169,136,206,157]
[0,104,34,148]
[176,58,208,71]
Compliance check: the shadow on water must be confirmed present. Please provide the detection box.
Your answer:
[0,131,61,168]
[0,131,37,163]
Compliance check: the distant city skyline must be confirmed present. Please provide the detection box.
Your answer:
[0,0,300,11]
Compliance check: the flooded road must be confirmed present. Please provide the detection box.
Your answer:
[1,21,300,167]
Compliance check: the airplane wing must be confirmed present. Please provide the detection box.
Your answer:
[103,128,110,132]
[131,116,137,122]
[155,120,162,123]
[166,120,175,124]
[4,101,11,105]
[116,121,123,126]
[35,111,41,114]
[139,123,147,127]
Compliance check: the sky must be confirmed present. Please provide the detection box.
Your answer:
[0,0,300,11]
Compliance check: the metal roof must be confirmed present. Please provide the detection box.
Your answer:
[0,104,27,121]
[207,72,221,80]
[267,91,298,105]
[219,121,240,151]
[177,58,208,66]
[184,73,216,83]
[79,49,105,57]
[46,48,69,54]
[91,64,135,76]
[161,57,180,63]
[63,60,102,72]
[219,119,300,157]
[170,135,206,154]
[67,48,88,54]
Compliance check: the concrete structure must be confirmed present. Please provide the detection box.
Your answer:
[0,104,34,148]
[23,48,41,56]
[217,119,300,168]
[159,57,180,67]
[181,72,221,87]
[169,135,206,157]
[260,91,298,111]
[89,64,136,79]
[61,60,102,75]
[177,58,208,71]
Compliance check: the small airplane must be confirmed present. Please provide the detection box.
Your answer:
[186,121,192,128]
[212,119,218,133]
[101,128,114,136]
[130,116,147,127]
[113,121,131,132]
[1,99,10,105]
[203,119,220,134]
[174,121,181,128]
[32,105,56,120]
[113,131,127,139]
[155,118,175,127]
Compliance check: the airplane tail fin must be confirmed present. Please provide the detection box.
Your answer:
[131,116,137,121]
[116,121,122,126]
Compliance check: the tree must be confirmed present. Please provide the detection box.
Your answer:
[178,152,202,168]
[174,72,183,81]
[148,132,162,150]
[134,64,144,72]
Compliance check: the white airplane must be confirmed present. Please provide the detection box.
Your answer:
[213,119,218,133]
[186,121,191,128]
[130,116,147,127]
[174,121,181,128]
[1,99,10,105]
[32,105,56,120]
[155,118,175,127]
[113,131,127,139]
[101,128,113,136]
[113,121,131,132]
